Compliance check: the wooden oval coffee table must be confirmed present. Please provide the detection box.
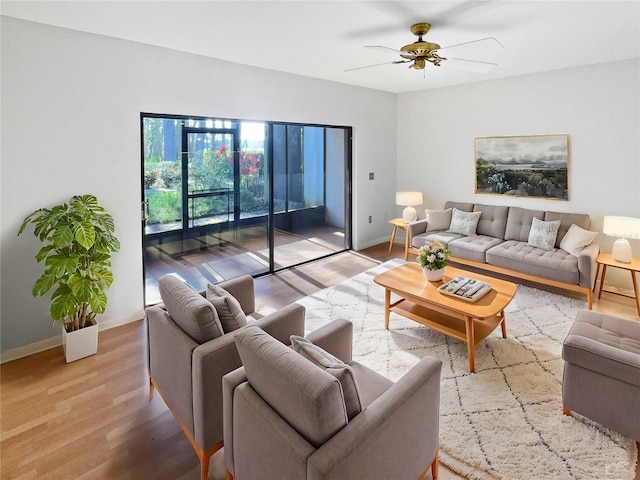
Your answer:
[374,263,517,373]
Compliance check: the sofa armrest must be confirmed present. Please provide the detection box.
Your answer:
[146,305,199,437]
[308,356,442,480]
[222,366,248,477]
[255,303,305,344]
[305,318,353,364]
[218,274,255,314]
[578,242,600,289]
[408,218,428,240]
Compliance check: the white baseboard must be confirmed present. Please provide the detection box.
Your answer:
[0,336,62,364]
[355,235,391,251]
[0,311,144,364]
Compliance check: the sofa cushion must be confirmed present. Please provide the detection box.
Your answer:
[473,204,509,238]
[425,208,452,232]
[545,211,591,247]
[206,283,248,333]
[559,224,598,256]
[411,230,464,249]
[448,236,505,263]
[235,326,348,448]
[504,207,545,242]
[158,275,224,343]
[291,335,362,420]
[528,217,561,251]
[562,309,640,387]
[486,240,579,284]
[447,208,482,236]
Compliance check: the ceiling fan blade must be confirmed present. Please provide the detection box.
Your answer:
[446,58,498,73]
[344,60,410,72]
[365,45,404,55]
[438,37,504,52]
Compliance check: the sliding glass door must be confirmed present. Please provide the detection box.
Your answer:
[142,114,350,305]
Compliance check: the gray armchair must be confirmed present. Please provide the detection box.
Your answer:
[146,274,305,480]
[223,319,442,480]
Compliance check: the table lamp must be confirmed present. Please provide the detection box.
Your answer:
[603,215,640,263]
[396,191,423,222]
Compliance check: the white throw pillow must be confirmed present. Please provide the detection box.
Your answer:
[290,335,362,420]
[425,208,452,232]
[447,208,482,236]
[528,217,561,251]
[559,224,598,256]
[206,283,248,333]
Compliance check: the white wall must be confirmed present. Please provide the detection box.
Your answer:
[0,17,397,355]
[397,59,640,287]
[397,59,640,224]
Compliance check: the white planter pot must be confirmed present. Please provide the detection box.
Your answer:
[422,267,445,282]
[62,323,99,363]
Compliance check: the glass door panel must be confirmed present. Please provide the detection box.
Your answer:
[184,130,235,228]
[272,125,347,270]
[143,117,183,234]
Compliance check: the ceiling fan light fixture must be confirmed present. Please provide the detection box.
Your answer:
[412,58,426,70]
[347,22,501,75]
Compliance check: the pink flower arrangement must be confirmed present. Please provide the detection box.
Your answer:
[417,241,451,271]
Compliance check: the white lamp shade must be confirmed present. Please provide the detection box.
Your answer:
[603,215,640,263]
[603,216,640,239]
[395,191,423,207]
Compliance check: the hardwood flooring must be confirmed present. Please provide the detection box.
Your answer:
[2,243,638,479]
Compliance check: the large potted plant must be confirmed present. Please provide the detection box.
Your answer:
[18,194,120,362]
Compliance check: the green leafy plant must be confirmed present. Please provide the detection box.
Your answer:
[18,195,120,332]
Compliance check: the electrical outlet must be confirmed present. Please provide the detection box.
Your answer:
[368,216,372,223]
[369,172,374,180]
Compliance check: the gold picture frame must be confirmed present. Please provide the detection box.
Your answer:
[475,134,570,200]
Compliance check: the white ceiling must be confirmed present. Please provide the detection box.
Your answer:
[2,1,639,93]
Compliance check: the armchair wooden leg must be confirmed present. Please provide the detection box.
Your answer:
[200,453,210,480]
[149,377,154,401]
[418,448,439,480]
[226,470,234,480]
[562,406,571,416]
[151,378,222,480]
[431,448,439,479]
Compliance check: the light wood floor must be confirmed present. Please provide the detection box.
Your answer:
[2,243,638,479]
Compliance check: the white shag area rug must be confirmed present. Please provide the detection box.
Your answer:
[296,259,638,480]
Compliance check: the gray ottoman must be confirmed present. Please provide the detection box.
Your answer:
[561,309,640,441]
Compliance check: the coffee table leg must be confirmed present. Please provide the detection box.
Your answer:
[500,311,507,338]
[384,288,390,329]
[465,315,475,373]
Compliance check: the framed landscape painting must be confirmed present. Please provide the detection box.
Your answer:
[475,134,569,200]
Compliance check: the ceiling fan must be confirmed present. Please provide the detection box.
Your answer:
[346,23,504,74]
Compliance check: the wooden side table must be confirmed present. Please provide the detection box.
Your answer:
[594,253,640,316]
[388,218,411,260]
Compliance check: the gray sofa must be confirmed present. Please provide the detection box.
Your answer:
[408,201,599,307]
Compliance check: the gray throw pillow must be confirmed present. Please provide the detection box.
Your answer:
[447,208,482,236]
[158,275,224,343]
[425,208,452,232]
[206,283,248,333]
[290,335,362,420]
[528,217,561,251]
